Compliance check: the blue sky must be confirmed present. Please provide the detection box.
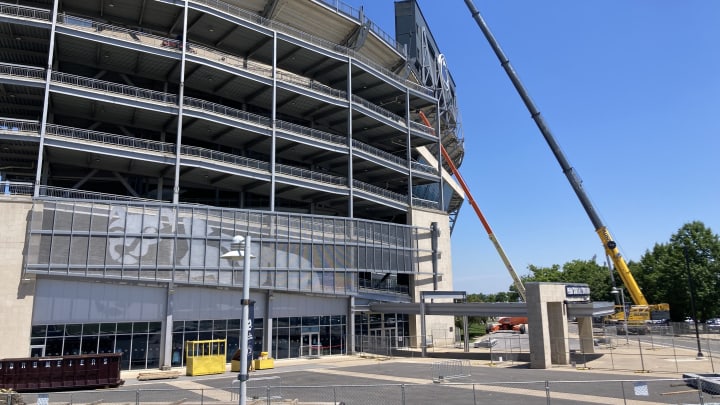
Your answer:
[347,1,720,293]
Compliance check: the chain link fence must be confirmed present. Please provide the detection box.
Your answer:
[3,377,719,404]
[353,323,720,373]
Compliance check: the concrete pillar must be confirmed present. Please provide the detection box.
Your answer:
[526,282,570,369]
[161,285,174,370]
[577,316,595,354]
[548,302,569,365]
[348,296,355,354]
[264,292,273,358]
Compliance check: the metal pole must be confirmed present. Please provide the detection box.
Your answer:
[420,293,427,357]
[612,287,629,344]
[621,289,629,344]
[239,235,252,405]
[463,315,469,353]
[683,246,704,358]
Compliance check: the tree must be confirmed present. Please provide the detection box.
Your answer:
[521,259,613,302]
[634,221,720,321]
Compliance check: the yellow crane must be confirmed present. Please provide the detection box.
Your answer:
[462,0,669,325]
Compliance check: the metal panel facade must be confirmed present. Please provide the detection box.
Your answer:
[32,279,165,324]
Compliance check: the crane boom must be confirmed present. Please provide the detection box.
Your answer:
[462,0,649,306]
[418,111,526,301]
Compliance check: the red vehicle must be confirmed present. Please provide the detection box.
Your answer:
[487,317,528,334]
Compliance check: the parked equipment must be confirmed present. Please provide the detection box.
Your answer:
[486,317,528,334]
[463,0,669,326]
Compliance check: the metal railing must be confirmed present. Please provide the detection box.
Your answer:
[316,0,407,57]
[0,181,33,196]
[412,197,440,210]
[275,120,346,146]
[431,359,472,382]
[352,94,404,127]
[0,2,50,22]
[59,13,173,51]
[188,0,432,96]
[353,179,406,204]
[0,116,419,208]
[411,160,437,175]
[1,0,432,98]
[352,139,406,167]
[0,118,40,134]
[46,124,172,153]
[58,13,347,103]
[275,164,346,187]
[0,62,45,81]
[51,71,177,105]
[38,186,163,202]
[358,278,410,295]
[410,119,436,136]
[3,61,424,176]
[24,12,431,138]
[180,145,268,172]
[183,96,271,127]
[46,68,419,172]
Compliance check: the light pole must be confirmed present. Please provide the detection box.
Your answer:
[683,246,704,358]
[221,235,254,405]
[611,287,629,343]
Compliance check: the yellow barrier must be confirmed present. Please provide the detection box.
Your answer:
[253,351,274,370]
[185,339,227,376]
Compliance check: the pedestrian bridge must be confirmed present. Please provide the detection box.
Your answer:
[368,282,615,369]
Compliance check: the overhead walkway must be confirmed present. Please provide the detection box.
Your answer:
[369,300,613,319]
[367,283,615,369]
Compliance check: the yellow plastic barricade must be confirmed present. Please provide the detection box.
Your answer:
[185,339,227,376]
[253,351,274,370]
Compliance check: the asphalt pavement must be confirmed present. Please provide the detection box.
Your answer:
[113,341,720,405]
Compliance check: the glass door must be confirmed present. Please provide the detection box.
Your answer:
[368,328,385,353]
[384,327,397,348]
[301,332,320,357]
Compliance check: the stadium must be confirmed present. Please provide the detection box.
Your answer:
[0,0,465,370]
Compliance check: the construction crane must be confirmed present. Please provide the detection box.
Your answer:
[462,0,669,323]
[419,111,526,302]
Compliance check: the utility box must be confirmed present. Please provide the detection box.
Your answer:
[185,339,227,376]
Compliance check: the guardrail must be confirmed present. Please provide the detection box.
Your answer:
[47,124,172,153]
[353,179,406,204]
[0,2,50,22]
[0,118,40,133]
[52,71,177,105]
[1,61,426,176]
[316,0,407,57]
[189,0,432,95]
[0,62,45,80]
[0,181,33,196]
[0,116,428,208]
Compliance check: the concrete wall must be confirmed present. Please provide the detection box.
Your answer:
[408,207,454,345]
[0,197,34,359]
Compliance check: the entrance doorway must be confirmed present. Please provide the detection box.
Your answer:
[369,327,397,348]
[384,327,396,346]
[300,332,319,357]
